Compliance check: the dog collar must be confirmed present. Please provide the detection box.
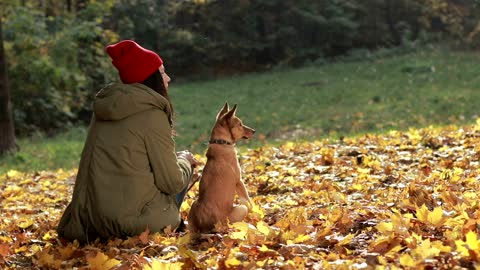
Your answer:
[209,139,233,145]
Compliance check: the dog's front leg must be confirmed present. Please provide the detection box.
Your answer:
[236,179,253,209]
[229,205,248,223]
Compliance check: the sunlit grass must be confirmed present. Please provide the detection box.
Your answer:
[0,128,86,175]
[1,47,479,174]
[172,48,480,152]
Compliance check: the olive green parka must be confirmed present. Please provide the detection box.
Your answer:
[57,83,192,243]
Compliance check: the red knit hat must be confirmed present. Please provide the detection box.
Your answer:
[105,40,163,84]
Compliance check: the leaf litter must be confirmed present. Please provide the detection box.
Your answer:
[2,122,480,269]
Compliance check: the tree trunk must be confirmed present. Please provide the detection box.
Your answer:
[76,0,88,12]
[45,0,55,17]
[0,17,17,155]
[384,0,402,46]
[67,0,72,12]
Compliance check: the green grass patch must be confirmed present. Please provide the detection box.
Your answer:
[0,128,86,174]
[1,47,479,174]
[172,48,480,149]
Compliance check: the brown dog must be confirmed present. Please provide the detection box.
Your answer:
[188,103,255,233]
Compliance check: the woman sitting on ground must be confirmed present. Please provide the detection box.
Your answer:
[57,40,198,243]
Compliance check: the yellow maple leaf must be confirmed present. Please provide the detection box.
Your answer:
[224,247,243,267]
[385,244,404,257]
[466,231,480,250]
[337,233,354,246]
[6,170,20,178]
[225,256,242,267]
[14,245,28,253]
[87,252,121,270]
[3,185,21,197]
[256,221,271,236]
[288,234,310,244]
[251,204,265,218]
[256,260,266,267]
[431,240,452,253]
[399,253,416,267]
[42,231,56,241]
[178,245,206,269]
[377,256,388,266]
[259,244,273,252]
[229,222,250,240]
[416,204,430,224]
[176,233,191,246]
[357,167,371,174]
[144,259,183,270]
[456,240,470,257]
[30,244,42,255]
[17,218,34,229]
[352,183,363,191]
[0,236,12,242]
[413,238,440,259]
[416,205,445,227]
[180,200,191,212]
[376,222,393,234]
[427,207,445,226]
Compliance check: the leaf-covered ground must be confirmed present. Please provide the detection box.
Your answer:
[2,123,480,269]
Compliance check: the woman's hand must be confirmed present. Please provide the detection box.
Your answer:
[176,150,201,169]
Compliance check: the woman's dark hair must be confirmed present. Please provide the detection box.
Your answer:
[142,70,175,128]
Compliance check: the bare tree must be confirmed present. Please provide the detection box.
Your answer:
[0,16,17,155]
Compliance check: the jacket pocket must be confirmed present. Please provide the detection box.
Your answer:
[139,191,172,216]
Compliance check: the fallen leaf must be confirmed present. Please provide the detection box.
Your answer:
[0,243,10,257]
[86,252,121,270]
[139,225,150,245]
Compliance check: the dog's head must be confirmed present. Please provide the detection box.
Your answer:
[214,102,255,142]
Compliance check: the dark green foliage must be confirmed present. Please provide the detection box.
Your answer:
[73,1,118,120]
[4,5,117,135]
[157,0,359,74]
[351,0,424,47]
[5,8,83,134]
[3,0,480,136]
[110,0,169,50]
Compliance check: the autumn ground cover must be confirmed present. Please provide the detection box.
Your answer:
[2,121,480,269]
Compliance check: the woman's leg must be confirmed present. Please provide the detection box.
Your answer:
[175,174,192,208]
[175,186,188,208]
[174,175,192,233]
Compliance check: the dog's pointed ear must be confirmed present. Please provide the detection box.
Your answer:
[223,104,237,120]
[216,102,229,120]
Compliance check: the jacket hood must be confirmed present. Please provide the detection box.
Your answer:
[94,83,170,121]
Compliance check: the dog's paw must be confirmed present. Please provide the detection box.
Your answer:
[239,197,254,210]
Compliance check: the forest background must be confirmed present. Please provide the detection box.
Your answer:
[1,0,479,135]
